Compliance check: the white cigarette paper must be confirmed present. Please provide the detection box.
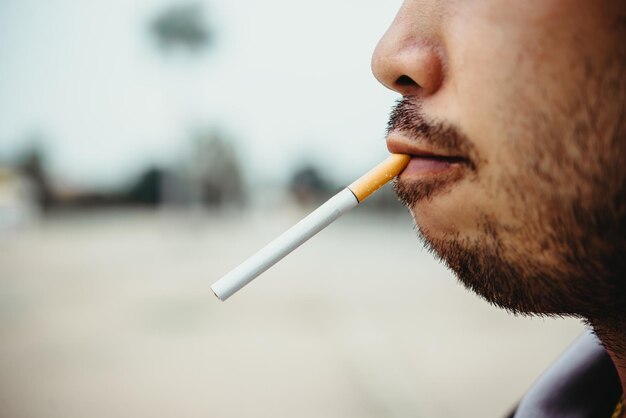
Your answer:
[211,154,410,301]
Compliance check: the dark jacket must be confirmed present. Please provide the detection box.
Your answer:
[507,330,622,418]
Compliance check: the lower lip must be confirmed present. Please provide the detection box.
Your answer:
[400,156,465,177]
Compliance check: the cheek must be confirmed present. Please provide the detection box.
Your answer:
[424,7,564,237]
[413,0,606,240]
[443,0,571,148]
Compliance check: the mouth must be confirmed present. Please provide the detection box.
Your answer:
[387,134,473,180]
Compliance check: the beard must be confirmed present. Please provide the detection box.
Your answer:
[390,57,626,338]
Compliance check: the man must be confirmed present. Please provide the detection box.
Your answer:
[371,1,626,416]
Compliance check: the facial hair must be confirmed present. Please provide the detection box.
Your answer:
[390,58,626,347]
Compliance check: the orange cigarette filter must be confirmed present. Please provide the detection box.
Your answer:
[348,153,411,202]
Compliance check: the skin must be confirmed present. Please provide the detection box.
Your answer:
[372,0,626,406]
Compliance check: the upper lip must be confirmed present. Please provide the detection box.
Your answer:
[386,134,469,163]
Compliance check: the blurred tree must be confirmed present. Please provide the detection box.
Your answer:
[150,3,213,52]
[149,3,241,210]
[127,166,165,205]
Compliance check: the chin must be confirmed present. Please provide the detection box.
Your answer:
[396,175,483,240]
[409,196,474,241]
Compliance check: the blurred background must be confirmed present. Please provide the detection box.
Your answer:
[0,0,584,417]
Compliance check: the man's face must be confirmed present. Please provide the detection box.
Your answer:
[373,1,626,326]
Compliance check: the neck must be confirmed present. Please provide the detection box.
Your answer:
[606,351,626,403]
[607,351,626,418]
[591,321,626,398]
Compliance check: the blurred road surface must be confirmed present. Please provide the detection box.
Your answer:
[0,207,584,418]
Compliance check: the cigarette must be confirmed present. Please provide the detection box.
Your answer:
[211,153,410,301]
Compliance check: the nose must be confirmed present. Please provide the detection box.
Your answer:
[372,7,445,97]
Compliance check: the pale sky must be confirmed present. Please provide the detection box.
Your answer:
[0,0,402,190]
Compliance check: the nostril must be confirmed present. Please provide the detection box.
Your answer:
[396,75,418,88]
